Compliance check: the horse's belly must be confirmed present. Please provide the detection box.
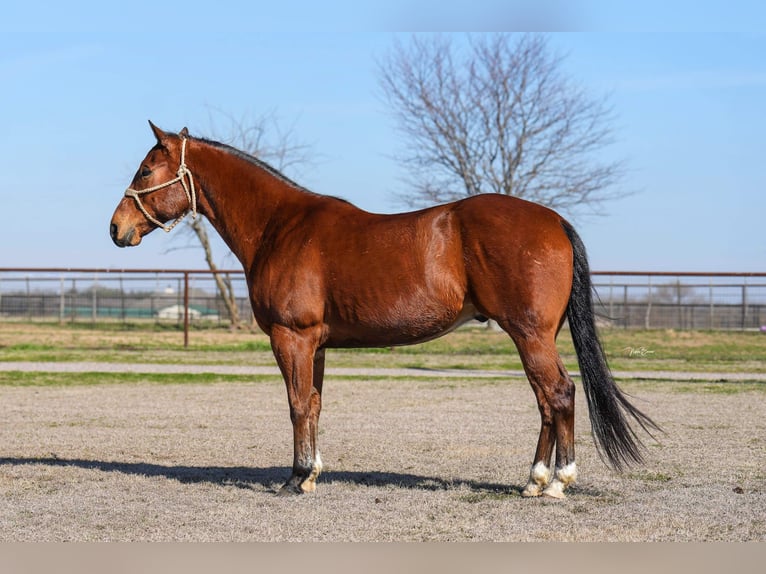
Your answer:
[325,299,480,348]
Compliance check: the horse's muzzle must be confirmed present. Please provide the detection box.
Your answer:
[110,222,136,247]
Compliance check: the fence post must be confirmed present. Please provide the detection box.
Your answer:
[622,284,628,329]
[25,275,31,320]
[119,276,126,322]
[59,275,65,324]
[92,272,98,323]
[70,278,76,323]
[184,271,190,348]
[644,275,652,329]
[742,281,748,330]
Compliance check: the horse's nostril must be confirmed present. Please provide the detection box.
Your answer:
[110,222,130,247]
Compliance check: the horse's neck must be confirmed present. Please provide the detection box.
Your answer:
[193,142,309,269]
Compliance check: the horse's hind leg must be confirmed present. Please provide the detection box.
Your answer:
[510,331,578,499]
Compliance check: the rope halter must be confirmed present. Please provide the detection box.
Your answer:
[124,137,197,232]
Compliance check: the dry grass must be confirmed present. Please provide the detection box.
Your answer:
[0,376,764,541]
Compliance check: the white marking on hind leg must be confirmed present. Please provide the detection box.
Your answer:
[542,462,578,499]
[300,452,323,494]
[522,462,552,497]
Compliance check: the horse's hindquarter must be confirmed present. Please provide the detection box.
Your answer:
[455,195,574,333]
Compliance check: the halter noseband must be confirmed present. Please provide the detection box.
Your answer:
[124,137,197,232]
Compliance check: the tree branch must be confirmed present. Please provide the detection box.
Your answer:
[378,33,629,216]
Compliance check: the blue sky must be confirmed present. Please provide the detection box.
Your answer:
[1,2,765,272]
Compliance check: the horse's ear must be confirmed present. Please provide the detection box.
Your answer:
[148,120,168,144]
[179,127,190,138]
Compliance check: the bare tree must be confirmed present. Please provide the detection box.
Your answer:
[187,216,243,327]
[378,33,626,216]
[203,107,314,177]
[172,109,314,329]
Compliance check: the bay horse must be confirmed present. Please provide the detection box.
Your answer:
[110,123,658,498]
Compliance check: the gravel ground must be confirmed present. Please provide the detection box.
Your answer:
[0,364,764,541]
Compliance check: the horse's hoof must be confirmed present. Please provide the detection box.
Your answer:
[300,479,317,493]
[521,484,543,497]
[542,481,567,499]
[522,462,551,498]
[277,482,303,496]
[542,491,566,500]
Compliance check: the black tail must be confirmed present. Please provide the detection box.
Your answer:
[561,221,660,471]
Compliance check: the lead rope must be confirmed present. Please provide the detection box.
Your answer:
[124,137,197,232]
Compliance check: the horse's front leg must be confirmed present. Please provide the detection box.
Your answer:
[270,325,325,495]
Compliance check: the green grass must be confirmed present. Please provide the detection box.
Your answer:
[0,371,280,387]
[209,340,274,352]
[628,470,674,483]
[1,322,764,373]
[0,370,519,388]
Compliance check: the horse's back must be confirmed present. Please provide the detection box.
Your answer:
[452,193,566,237]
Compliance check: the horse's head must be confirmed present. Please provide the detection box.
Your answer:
[110,122,197,247]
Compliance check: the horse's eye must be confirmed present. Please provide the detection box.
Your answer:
[140,166,152,178]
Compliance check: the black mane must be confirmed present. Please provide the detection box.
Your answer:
[192,135,314,194]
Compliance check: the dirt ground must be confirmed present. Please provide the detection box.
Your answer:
[0,376,764,541]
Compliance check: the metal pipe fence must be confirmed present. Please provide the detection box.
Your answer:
[1,269,764,345]
[0,268,251,346]
[591,272,766,330]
